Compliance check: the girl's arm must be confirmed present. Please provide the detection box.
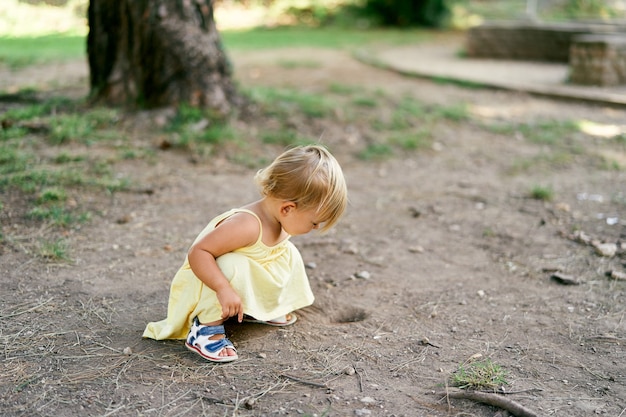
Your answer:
[187,212,260,322]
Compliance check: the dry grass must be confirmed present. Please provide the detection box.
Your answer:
[0,292,372,415]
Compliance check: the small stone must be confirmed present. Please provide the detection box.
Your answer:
[477,290,486,298]
[607,270,626,281]
[408,245,424,253]
[551,273,581,285]
[354,409,371,416]
[258,353,267,359]
[344,366,356,376]
[305,262,317,269]
[555,202,570,212]
[594,242,617,257]
[355,271,371,280]
[123,347,132,355]
[360,397,376,405]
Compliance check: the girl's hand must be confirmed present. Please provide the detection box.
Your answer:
[216,286,244,323]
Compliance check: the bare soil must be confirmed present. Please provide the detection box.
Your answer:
[1,41,625,417]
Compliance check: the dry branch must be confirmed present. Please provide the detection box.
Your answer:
[280,374,328,388]
[436,389,540,417]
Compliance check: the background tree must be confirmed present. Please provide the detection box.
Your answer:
[87,0,241,113]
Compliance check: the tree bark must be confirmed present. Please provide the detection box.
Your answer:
[87,0,240,114]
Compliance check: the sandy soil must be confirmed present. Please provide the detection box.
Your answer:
[1,43,625,417]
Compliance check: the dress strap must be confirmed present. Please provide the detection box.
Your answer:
[225,208,263,244]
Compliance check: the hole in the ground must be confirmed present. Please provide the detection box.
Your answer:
[333,307,368,323]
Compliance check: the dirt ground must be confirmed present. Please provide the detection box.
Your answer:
[1,40,626,417]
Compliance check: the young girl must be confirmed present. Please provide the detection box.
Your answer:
[143,145,348,362]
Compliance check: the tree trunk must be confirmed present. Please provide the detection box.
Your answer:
[87,0,240,114]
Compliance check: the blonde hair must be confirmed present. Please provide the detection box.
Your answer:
[255,145,348,231]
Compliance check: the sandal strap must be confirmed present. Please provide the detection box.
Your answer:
[196,325,226,338]
[193,324,236,353]
[201,337,236,354]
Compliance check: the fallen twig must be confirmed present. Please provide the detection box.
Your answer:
[495,387,544,395]
[280,374,328,389]
[436,388,540,417]
[0,297,54,319]
[353,365,363,392]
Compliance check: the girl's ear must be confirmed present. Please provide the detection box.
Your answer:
[280,201,297,216]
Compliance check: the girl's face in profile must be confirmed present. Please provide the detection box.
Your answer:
[279,204,322,236]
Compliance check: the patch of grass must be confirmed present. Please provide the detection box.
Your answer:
[451,359,508,390]
[208,123,238,144]
[0,34,85,68]
[358,143,393,160]
[0,95,134,259]
[28,205,90,228]
[165,105,240,150]
[432,76,487,89]
[260,130,314,148]
[3,97,76,121]
[389,130,430,150]
[328,83,363,95]
[351,95,378,108]
[38,238,71,262]
[530,184,554,201]
[53,152,85,164]
[167,104,205,130]
[523,120,579,145]
[222,26,430,51]
[435,102,469,122]
[0,146,32,175]
[247,86,335,118]
[36,187,67,204]
[49,114,94,145]
[485,119,580,144]
[485,118,597,173]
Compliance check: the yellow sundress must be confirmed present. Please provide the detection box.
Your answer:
[143,208,314,340]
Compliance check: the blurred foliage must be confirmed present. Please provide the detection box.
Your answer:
[2,0,625,38]
[220,0,451,27]
[217,0,626,29]
[358,0,450,27]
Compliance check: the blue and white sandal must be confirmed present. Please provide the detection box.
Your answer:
[185,318,238,363]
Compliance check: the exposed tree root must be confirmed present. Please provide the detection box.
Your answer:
[435,389,540,417]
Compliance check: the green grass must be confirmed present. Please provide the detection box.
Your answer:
[246,86,335,118]
[487,119,580,146]
[38,238,71,262]
[530,184,554,201]
[0,34,85,68]
[485,118,612,173]
[0,96,132,254]
[451,359,508,390]
[221,26,431,51]
[358,143,393,160]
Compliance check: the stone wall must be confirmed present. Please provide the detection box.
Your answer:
[569,35,626,85]
[465,21,626,85]
[465,21,624,62]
